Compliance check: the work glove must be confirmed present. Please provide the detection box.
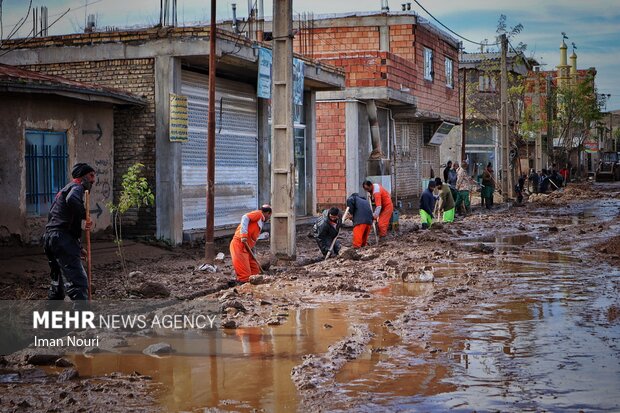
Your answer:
[80,248,87,260]
[241,237,248,244]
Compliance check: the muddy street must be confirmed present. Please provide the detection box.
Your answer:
[1,182,619,412]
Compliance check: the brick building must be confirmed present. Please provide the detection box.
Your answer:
[0,27,344,244]
[285,11,461,209]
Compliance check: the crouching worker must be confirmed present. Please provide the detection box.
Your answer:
[311,207,342,258]
[346,193,373,248]
[229,205,272,283]
[434,178,455,223]
[419,180,436,229]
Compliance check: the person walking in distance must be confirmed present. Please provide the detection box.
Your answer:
[362,180,394,238]
[229,205,272,283]
[455,161,472,214]
[481,162,495,209]
[44,163,96,300]
[443,160,452,184]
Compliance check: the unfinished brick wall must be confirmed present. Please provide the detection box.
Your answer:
[295,26,380,55]
[316,101,347,211]
[21,59,157,235]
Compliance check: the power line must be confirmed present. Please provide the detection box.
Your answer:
[412,0,499,47]
[0,8,70,57]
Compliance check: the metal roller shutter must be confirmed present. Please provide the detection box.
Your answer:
[181,70,258,230]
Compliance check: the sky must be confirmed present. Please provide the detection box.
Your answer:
[2,0,619,110]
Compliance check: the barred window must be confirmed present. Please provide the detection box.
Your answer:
[445,58,454,88]
[424,47,434,81]
[25,130,68,216]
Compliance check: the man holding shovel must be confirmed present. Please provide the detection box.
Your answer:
[311,207,344,259]
[230,205,272,283]
[44,163,95,300]
[363,180,394,239]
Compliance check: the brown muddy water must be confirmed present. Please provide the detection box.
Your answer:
[48,209,620,412]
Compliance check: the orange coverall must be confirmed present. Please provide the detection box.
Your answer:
[371,183,394,237]
[352,224,371,248]
[229,210,265,282]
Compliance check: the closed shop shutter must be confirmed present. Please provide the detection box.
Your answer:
[181,70,258,230]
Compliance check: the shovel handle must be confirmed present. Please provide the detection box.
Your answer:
[85,190,92,301]
[244,242,264,274]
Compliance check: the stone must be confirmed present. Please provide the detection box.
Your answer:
[129,281,170,298]
[57,368,79,382]
[55,358,73,368]
[142,342,174,356]
[222,320,237,329]
[27,353,62,366]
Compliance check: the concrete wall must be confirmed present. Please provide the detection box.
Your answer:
[21,59,157,236]
[0,93,114,244]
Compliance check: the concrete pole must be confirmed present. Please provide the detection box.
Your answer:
[461,68,467,163]
[204,0,216,262]
[270,0,296,259]
[500,34,511,198]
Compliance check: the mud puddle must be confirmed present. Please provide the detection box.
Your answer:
[56,293,417,412]
[330,247,620,411]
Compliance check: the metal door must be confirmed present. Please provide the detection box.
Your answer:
[181,70,258,230]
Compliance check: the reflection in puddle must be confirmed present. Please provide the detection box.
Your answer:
[68,306,352,412]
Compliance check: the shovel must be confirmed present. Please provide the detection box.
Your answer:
[325,207,349,260]
[243,242,264,274]
[85,190,92,301]
[367,194,380,245]
[549,178,564,193]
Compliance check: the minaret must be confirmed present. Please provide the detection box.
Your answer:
[556,40,571,87]
[569,50,578,84]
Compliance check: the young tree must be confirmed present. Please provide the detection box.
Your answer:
[107,163,154,286]
[553,75,602,174]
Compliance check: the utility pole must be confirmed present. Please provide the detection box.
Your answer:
[500,33,511,198]
[204,0,216,262]
[546,74,554,167]
[461,68,467,162]
[270,0,296,259]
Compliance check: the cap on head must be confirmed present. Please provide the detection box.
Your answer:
[71,163,95,178]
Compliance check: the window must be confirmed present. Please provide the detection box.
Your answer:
[445,58,453,88]
[25,130,68,216]
[424,47,434,81]
[400,124,410,155]
[478,74,497,92]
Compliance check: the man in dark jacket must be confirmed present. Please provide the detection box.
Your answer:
[443,161,452,184]
[44,163,95,300]
[419,181,436,229]
[312,207,342,258]
[346,193,373,248]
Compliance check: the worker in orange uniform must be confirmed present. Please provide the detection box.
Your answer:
[229,205,272,283]
[362,180,394,238]
[345,193,374,248]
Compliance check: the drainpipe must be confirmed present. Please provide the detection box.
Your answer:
[232,3,239,34]
[367,99,383,160]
